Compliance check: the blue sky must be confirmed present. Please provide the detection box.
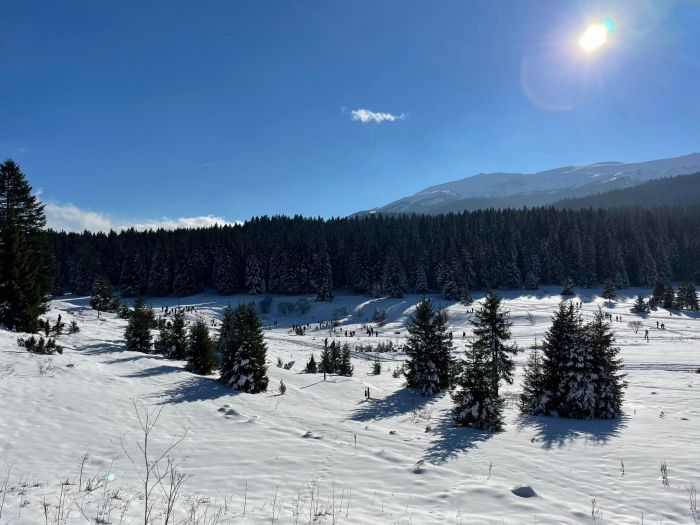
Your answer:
[2,0,699,230]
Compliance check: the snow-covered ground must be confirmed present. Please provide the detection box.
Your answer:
[1,288,699,524]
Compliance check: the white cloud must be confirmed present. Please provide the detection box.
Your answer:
[45,201,239,233]
[346,108,406,124]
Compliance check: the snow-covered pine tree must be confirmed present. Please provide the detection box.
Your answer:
[305,353,317,373]
[155,310,187,359]
[337,343,354,376]
[90,276,119,312]
[404,298,454,396]
[311,249,334,301]
[319,345,333,375]
[529,301,580,416]
[124,296,155,353]
[557,311,597,419]
[381,251,407,299]
[329,342,340,373]
[519,348,546,415]
[586,308,626,418]
[470,292,518,396]
[649,277,667,309]
[676,282,699,310]
[524,271,539,291]
[630,295,649,314]
[186,319,216,375]
[601,279,617,301]
[662,285,676,309]
[0,161,51,333]
[452,345,504,431]
[219,303,269,392]
[245,252,266,295]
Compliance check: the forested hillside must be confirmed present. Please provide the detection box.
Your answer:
[50,206,700,298]
[555,172,700,210]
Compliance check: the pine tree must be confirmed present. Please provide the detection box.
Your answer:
[404,299,454,395]
[186,319,216,375]
[631,295,649,314]
[586,309,626,418]
[557,311,597,419]
[602,279,617,301]
[305,353,317,373]
[452,346,504,431]
[147,251,171,296]
[414,261,429,294]
[155,310,187,359]
[173,261,198,296]
[650,277,667,309]
[502,261,522,290]
[319,345,333,375]
[662,285,676,309]
[311,250,334,301]
[337,343,354,376]
[0,160,51,333]
[676,282,699,310]
[245,252,266,294]
[219,303,268,393]
[90,277,119,312]
[329,341,341,373]
[216,306,235,355]
[470,292,518,396]
[212,252,236,295]
[124,296,155,353]
[532,302,580,415]
[381,252,407,299]
[519,348,546,414]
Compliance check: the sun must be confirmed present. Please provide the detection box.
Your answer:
[579,23,608,53]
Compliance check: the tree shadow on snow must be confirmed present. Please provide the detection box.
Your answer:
[423,416,493,464]
[350,388,441,422]
[80,342,125,355]
[515,414,626,449]
[152,374,238,404]
[123,364,182,378]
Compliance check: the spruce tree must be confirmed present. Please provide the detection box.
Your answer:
[650,277,667,309]
[558,312,597,419]
[404,299,454,395]
[124,296,155,353]
[631,295,649,314]
[519,348,546,415]
[676,282,699,310]
[414,262,429,294]
[561,278,575,296]
[90,277,119,312]
[0,160,51,333]
[186,319,216,375]
[213,252,237,295]
[381,252,407,299]
[305,353,317,373]
[601,279,617,301]
[470,292,518,396]
[586,308,626,418]
[329,342,340,373]
[311,250,334,301]
[452,346,504,431]
[532,302,580,415]
[319,345,333,375]
[662,285,676,309]
[502,261,522,290]
[147,251,171,296]
[216,306,235,355]
[155,310,187,359]
[245,252,266,294]
[337,343,354,376]
[219,303,268,392]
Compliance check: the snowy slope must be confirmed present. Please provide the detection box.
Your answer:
[359,152,700,215]
[0,290,699,524]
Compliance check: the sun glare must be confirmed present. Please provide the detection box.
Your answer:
[579,23,608,53]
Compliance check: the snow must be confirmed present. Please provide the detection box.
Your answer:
[0,288,699,524]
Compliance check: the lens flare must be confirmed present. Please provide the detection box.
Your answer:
[579,23,608,53]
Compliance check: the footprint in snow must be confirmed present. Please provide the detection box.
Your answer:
[511,486,538,498]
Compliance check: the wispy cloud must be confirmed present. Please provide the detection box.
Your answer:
[344,107,406,124]
[45,201,239,233]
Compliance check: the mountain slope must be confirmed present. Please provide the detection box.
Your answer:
[554,171,700,209]
[357,152,700,215]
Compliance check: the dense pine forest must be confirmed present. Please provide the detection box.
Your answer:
[50,206,700,299]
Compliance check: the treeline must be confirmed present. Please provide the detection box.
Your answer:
[51,206,700,299]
